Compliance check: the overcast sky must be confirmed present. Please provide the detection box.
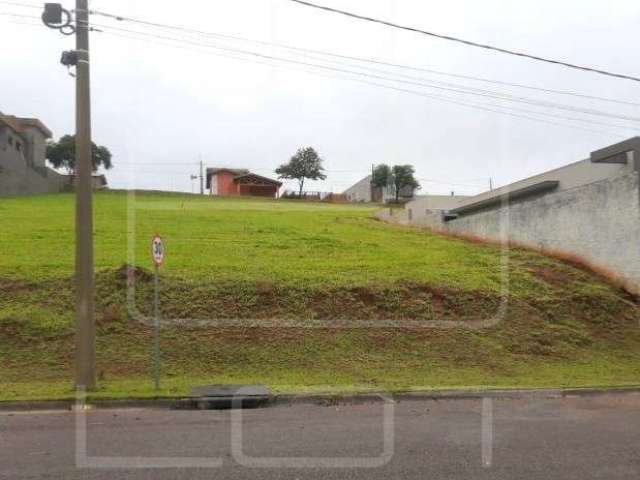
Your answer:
[1,0,639,194]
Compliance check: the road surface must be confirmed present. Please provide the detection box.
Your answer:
[2,393,640,479]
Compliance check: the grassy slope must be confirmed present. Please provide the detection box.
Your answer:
[1,191,639,400]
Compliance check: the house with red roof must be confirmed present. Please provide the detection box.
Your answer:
[206,167,282,198]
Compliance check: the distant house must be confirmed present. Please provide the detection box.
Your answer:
[343,174,417,203]
[0,111,108,196]
[0,112,66,196]
[206,168,282,198]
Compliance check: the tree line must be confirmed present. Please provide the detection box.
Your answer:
[45,136,420,202]
[275,147,420,202]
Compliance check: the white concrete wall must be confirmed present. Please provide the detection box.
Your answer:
[375,138,640,289]
[444,172,640,285]
[404,195,470,226]
[454,155,634,211]
[378,170,640,290]
[344,175,418,203]
[343,175,372,202]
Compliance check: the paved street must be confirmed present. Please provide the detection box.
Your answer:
[2,393,640,479]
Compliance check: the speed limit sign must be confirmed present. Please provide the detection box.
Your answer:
[151,235,164,267]
[150,234,164,391]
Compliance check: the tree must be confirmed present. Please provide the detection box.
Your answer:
[371,163,420,203]
[276,147,326,197]
[46,134,113,174]
[371,164,392,189]
[390,165,420,203]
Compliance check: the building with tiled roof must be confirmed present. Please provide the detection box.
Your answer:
[206,167,282,198]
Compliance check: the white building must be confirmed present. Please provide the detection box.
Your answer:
[343,174,417,203]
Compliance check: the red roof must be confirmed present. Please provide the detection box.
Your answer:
[233,173,282,186]
[206,168,281,189]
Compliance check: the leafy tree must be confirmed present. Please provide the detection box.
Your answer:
[371,164,392,189]
[390,165,420,203]
[46,134,113,174]
[276,147,326,197]
[371,163,420,202]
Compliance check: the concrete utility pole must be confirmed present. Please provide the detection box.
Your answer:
[42,2,95,389]
[74,0,96,390]
[199,157,204,195]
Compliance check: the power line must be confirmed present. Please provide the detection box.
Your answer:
[7,0,640,113]
[0,11,38,18]
[72,14,640,128]
[273,43,640,109]
[86,28,629,137]
[86,22,637,134]
[7,8,629,137]
[108,167,489,190]
[79,6,640,107]
[117,162,365,174]
[0,0,40,9]
[81,20,640,128]
[344,77,628,138]
[288,0,640,84]
[2,18,39,27]
[418,178,486,188]
[112,162,486,184]
[103,20,638,121]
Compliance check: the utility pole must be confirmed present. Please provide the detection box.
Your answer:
[489,177,494,191]
[199,157,204,195]
[370,163,375,202]
[42,2,95,389]
[74,0,96,390]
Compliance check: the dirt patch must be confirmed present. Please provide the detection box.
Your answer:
[5,269,640,367]
[0,277,37,295]
[99,305,122,325]
[530,266,574,287]
[115,263,153,284]
[256,281,276,295]
[351,286,377,306]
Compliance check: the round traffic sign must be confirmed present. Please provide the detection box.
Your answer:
[151,235,164,266]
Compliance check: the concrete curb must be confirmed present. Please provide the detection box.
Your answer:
[274,386,640,406]
[2,386,640,412]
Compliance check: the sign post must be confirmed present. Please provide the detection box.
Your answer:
[151,235,164,391]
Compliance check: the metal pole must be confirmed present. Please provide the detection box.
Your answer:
[199,157,204,195]
[75,0,96,390]
[153,264,161,391]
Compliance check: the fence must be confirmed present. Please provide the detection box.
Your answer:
[281,190,346,202]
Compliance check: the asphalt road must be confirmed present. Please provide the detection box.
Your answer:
[2,393,640,479]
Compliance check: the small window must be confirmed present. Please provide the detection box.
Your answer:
[8,136,13,146]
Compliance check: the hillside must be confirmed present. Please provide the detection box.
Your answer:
[1,191,639,400]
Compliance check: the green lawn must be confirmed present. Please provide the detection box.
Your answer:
[0,191,512,290]
[1,191,639,401]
